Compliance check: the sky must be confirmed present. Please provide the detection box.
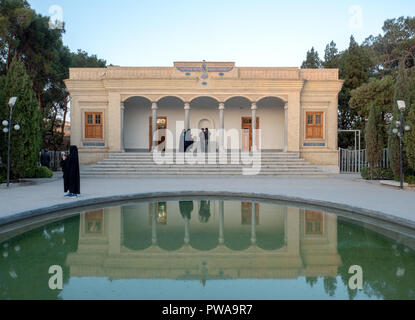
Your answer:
[28,0,415,67]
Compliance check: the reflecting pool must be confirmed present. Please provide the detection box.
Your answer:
[1,199,415,300]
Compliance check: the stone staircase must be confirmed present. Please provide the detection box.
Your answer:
[81,152,328,177]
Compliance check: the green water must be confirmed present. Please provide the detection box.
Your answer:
[1,199,415,300]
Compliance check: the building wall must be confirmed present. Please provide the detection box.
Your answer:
[124,100,285,151]
[64,63,343,168]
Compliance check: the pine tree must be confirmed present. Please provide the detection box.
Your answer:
[323,41,339,68]
[301,47,322,69]
[365,105,384,179]
[2,58,41,179]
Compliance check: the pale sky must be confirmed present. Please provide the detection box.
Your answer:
[28,0,415,67]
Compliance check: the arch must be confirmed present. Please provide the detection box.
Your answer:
[157,95,185,105]
[224,95,252,105]
[189,96,220,105]
[123,95,153,104]
[256,95,287,105]
[196,116,216,130]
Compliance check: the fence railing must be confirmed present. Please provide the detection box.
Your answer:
[339,148,389,173]
[38,151,64,171]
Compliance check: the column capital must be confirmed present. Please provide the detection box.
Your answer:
[151,102,158,110]
[219,102,225,110]
[251,102,257,110]
[184,102,191,110]
[284,103,288,110]
[120,102,125,110]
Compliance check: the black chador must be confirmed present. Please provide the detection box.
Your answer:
[64,145,81,195]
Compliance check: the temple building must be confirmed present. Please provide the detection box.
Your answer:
[64,61,343,173]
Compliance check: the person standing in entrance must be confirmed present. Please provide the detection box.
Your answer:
[64,146,80,198]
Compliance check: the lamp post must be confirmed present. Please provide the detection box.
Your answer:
[392,100,411,189]
[2,97,20,187]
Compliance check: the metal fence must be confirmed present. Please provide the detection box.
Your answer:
[39,151,64,171]
[339,148,389,173]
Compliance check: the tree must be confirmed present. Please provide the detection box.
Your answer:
[365,105,384,179]
[404,104,415,170]
[388,61,411,177]
[323,41,339,68]
[301,47,322,68]
[1,57,41,178]
[338,36,373,148]
[363,17,415,76]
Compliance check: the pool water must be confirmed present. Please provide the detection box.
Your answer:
[1,199,415,300]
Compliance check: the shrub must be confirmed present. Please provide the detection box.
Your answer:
[361,167,394,180]
[34,166,53,178]
[361,167,370,180]
[0,174,4,184]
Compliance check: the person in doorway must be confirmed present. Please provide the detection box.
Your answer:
[204,128,210,153]
[179,129,186,152]
[64,146,80,198]
[40,149,51,168]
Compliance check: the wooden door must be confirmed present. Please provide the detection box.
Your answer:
[241,117,259,152]
[149,117,167,151]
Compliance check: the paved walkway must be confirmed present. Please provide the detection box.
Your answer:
[1,173,415,226]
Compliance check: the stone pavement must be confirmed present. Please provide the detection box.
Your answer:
[0,173,414,225]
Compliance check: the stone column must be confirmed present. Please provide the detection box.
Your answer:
[184,102,191,130]
[219,200,225,244]
[251,102,258,152]
[219,103,225,152]
[121,102,125,152]
[251,202,257,245]
[184,217,190,245]
[151,102,158,151]
[284,103,288,152]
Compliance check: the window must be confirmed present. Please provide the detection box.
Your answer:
[305,210,323,235]
[306,112,323,139]
[85,112,103,139]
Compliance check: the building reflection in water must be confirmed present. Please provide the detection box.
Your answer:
[66,201,341,281]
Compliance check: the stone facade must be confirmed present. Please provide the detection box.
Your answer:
[64,61,343,171]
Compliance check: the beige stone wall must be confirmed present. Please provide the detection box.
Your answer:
[64,62,343,167]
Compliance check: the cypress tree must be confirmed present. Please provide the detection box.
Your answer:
[2,57,41,179]
[365,105,384,179]
[403,69,415,170]
[388,61,410,177]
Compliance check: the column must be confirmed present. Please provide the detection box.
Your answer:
[219,103,225,152]
[218,200,225,244]
[184,102,191,130]
[152,202,158,245]
[251,102,257,152]
[184,217,190,245]
[284,103,288,152]
[151,102,158,151]
[251,202,257,245]
[120,102,125,152]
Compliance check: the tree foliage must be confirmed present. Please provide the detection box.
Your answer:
[0,0,107,152]
[1,57,41,178]
[365,105,384,179]
[301,47,322,69]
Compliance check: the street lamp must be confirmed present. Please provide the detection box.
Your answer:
[392,100,412,189]
[2,97,20,187]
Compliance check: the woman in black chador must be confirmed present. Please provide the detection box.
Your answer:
[64,146,80,197]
